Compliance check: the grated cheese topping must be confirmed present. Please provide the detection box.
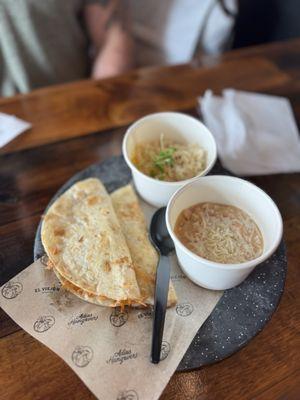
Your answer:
[175,202,264,264]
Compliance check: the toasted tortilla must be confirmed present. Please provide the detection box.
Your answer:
[110,185,177,306]
[52,267,117,307]
[46,257,141,307]
[41,178,141,302]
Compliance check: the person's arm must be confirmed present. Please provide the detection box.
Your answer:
[84,0,134,79]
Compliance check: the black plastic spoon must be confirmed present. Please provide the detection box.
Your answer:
[149,207,174,364]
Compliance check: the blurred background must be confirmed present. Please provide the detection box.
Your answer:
[0,0,299,97]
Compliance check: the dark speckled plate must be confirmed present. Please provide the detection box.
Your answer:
[34,156,287,372]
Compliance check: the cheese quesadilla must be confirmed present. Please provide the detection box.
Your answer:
[111,185,177,306]
[41,178,141,303]
[42,178,177,308]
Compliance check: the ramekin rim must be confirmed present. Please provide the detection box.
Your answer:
[122,112,217,186]
[166,175,283,271]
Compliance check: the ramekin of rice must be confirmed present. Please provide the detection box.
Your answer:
[122,112,217,207]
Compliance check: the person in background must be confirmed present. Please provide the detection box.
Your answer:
[0,0,133,97]
[129,0,237,68]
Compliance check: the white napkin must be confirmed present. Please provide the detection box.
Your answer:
[0,112,32,148]
[199,89,300,176]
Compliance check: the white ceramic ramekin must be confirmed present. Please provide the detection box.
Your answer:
[166,175,283,290]
[122,112,217,207]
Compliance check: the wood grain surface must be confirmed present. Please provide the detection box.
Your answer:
[0,39,300,400]
[0,57,290,154]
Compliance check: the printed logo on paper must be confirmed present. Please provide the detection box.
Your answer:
[40,254,49,266]
[1,281,23,299]
[34,285,60,294]
[110,308,128,327]
[117,389,139,400]
[176,302,194,317]
[171,273,186,282]
[137,308,153,320]
[68,313,98,327]
[106,348,138,365]
[160,341,170,361]
[72,345,93,367]
[33,315,55,333]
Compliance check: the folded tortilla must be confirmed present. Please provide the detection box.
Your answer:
[110,185,177,307]
[53,268,117,307]
[41,178,141,303]
[52,267,145,307]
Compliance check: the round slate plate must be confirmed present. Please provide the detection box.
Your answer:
[34,156,287,371]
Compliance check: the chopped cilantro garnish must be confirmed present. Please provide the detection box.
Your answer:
[153,147,176,173]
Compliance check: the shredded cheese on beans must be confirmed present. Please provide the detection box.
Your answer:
[175,203,264,264]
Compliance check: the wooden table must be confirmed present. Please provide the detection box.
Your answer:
[0,39,299,400]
